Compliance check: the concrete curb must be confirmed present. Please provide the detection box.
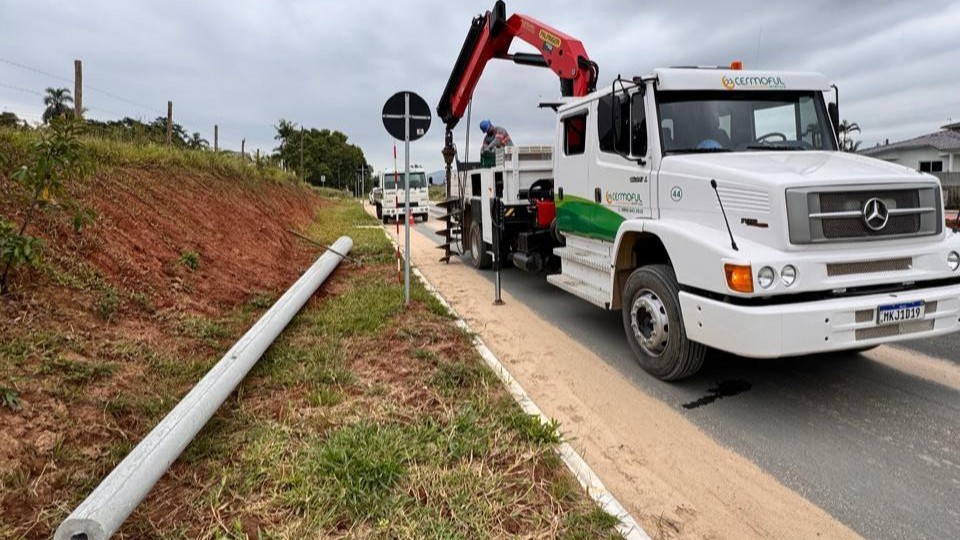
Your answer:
[375,224,651,540]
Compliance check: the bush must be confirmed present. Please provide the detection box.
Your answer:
[1,119,89,293]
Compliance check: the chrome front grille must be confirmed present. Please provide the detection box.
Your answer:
[855,319,935,340]
[826,257,913,277]
[786,184,942,244]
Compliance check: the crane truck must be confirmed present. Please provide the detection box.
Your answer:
[435,1,960,381]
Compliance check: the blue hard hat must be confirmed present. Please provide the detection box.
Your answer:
[479,119,491,132]
[697,139,723,149]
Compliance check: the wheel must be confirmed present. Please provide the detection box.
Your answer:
[375,204,382,219]
[382,213,389,224]
[422,211,428,222]
[621,264,705,381]
[468,220,492,270]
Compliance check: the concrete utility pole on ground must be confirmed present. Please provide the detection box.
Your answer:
[73,60,82,120]
[166,102,173,145]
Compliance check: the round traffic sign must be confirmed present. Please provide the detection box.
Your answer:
[382,91,431,141]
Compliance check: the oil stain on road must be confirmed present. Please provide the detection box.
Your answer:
[681,379,753,409]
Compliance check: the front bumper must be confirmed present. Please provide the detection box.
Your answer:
[679,282,960,358]
[383,205,428,216]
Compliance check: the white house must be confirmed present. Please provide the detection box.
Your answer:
[861,122,960,175]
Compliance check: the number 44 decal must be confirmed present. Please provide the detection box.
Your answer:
[670,186,683,202]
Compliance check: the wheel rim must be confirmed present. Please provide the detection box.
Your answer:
[630,289,670,357]
[471,226,481,261]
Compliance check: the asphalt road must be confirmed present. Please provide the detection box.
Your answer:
[415,218,960,540]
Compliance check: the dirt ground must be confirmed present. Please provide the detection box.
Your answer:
[374,204,861,540]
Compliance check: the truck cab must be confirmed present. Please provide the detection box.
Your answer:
[374,166,430,223]
[464,67,960,380]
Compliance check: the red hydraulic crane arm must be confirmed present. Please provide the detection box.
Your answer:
[437,0,598,130]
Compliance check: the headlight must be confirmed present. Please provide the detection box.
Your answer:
[757,266,776,289]
[949,251,960,272]
[781,265,798,287]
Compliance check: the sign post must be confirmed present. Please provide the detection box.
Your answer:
[381,91,431,304]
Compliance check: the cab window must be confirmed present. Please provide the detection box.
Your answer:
[563,113,587,155]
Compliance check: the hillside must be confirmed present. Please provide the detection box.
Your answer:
[0,132,324,536]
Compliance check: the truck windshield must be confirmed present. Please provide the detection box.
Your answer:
[657,90,837,154]
[383,172,426,189]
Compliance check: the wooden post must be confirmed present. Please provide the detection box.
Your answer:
[166,101,173,145]
[214,125,219,152]
[241,138,245,157]
[255,148,260,165]
[73,60,83,120]
[300,127,305,180]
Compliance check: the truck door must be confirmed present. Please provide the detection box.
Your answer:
[588,90,652,238]
[555,109,595,239]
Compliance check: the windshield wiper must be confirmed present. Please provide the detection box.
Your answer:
[664,147,733,155]
[745,144,805,151]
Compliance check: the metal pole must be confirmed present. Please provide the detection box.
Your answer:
[55,237,354,540]
[404,92,411,304]
[493,197,503,305]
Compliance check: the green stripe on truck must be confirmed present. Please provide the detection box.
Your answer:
[556,195,624,242]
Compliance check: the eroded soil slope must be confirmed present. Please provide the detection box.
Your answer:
[0,161,322,538]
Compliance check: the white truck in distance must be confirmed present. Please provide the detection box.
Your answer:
[459,67,960,380]
[372,166,430,223]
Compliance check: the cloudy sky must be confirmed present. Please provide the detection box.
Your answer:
[2,0,958,173]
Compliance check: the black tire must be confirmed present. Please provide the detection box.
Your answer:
[621,264,706,381]
[422,211,428,222]
[375,204,382,219]
[468,220,492,270]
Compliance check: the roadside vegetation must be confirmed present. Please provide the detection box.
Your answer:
[429,184,446,202]
[0,127,617,537]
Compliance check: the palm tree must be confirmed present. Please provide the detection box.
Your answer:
[838,119,861,152]
[42,87,74,124]
[186,132,209,150]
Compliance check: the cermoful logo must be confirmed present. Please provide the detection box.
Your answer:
[721,75,786,90]
[606,191,644,207]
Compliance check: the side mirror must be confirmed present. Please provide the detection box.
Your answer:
[828,102,840,141]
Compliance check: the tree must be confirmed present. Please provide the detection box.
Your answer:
[186,132,209,150]
[838,119,861,153]
[0,112,27,129]
[42,87,74,124]
[272,120,373,189]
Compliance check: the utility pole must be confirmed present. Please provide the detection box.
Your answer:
[166,101,173,145]
[73,60,82,120]
[214,125,219,152]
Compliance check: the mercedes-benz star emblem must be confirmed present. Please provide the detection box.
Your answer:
[862,197,890,231]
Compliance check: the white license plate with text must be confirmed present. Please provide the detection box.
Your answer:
[876,301,925,326]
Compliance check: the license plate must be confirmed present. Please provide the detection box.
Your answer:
[876,301,925,326]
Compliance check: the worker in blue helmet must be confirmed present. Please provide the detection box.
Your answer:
[479,119,513,166]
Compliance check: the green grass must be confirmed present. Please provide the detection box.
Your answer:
[429,185,446,202]
[148,197,621,539]
[0,194,619,539]
[0,127,298,185]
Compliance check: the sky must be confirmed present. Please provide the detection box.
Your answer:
[1,0,959,174]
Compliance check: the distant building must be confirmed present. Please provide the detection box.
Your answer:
[861,122,960,175]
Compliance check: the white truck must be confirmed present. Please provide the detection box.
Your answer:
[437,3,960,380]
[373,165,430,223]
